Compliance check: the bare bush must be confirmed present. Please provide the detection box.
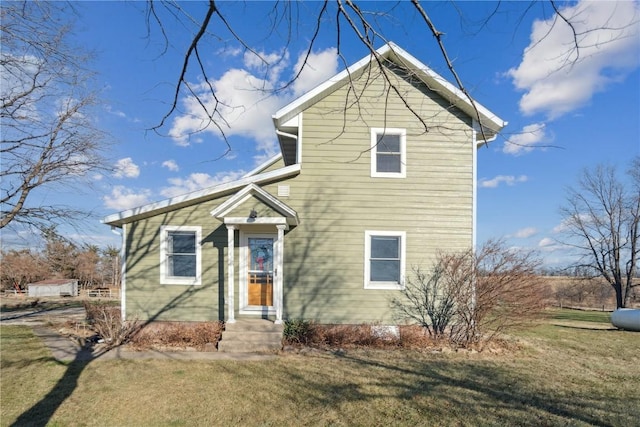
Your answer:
[391,266,458,338]
[392,240,547,347]
[451,241,547,345]
[83,302,139,348]
[129,321,223,350]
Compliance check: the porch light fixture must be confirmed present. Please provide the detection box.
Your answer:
[249,209,258,219]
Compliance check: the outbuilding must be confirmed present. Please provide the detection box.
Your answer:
[27,279,78,297]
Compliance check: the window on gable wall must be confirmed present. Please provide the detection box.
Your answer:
[160,225,202,285]
[371,128,406,178]
[364,230,406,290]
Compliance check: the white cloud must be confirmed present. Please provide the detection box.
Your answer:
[552,214,592,233]
[478,175,528,188]
[103,186,151,210]
[243,49,290,83]
[113,157,140,179]
[538,237,555,247]
[503,123,547,155]
[168,47,339,165]
[160,170,247,198]
[512,227,538,239]
[162,160,179,172]
[293,47,340,96]
[538,236,570,253]
[508,0,640,118]
[105,105,126,118]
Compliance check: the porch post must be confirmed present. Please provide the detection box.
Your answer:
[275,224,286,324]
[226,224,236,323]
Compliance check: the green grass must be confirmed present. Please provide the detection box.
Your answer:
[546,307,612,323]
[2,312,639,426]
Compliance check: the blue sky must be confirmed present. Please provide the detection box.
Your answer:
[6,1,640,267]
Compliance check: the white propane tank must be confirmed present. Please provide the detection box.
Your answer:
[611,309,640,332]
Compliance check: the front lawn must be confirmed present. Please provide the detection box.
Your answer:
[1,311,639,426]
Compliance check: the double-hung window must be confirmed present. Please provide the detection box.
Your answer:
[364,230,406,290]
[160,225,202,285]
[371,128,406,178]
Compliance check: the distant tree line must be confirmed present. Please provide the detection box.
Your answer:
[0,227,120,292]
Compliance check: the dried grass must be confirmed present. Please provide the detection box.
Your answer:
[129,321,223,351]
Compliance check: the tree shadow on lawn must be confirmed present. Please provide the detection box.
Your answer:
[9,286,207,427]
[10,349,96,427]
[272,352,623,426]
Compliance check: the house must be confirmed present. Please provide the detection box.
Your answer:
[103,42,506,326]
[28,279,78,297]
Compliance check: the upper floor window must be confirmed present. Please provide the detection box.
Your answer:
[371,128,406,178]
[160,225,202,285]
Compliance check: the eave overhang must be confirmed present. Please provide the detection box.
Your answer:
[272,41,506,143]
[102,164,300,228]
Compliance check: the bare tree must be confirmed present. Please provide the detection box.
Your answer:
[0,1,110,232]
[138,0,629,149]
[560,157,640,308]
[0,249,49,291]
[101,246,121,288]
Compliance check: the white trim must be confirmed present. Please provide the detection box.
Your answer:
[159,225,202,286]
[120,223,127,322]
[297,111,303,165]
[103,164,300,226]
[210,183,298,220]
[226,225,236,323]
[223,217,289,226]
[273,42,506,140]
[239,231,278,315]
[274,224,286,324]
[242,154,283,178]
[364,230,406,290]
[472,120,478,250]
[370,128,406,178]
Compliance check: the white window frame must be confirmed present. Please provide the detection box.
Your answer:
[370,128,406,178]
[160,225,202,286]
[364,230,406,290]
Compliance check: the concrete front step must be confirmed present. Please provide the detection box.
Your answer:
[219,319,284,353]
[225,319,284,333]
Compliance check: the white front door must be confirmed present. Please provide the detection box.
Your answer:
[240,232,276,312]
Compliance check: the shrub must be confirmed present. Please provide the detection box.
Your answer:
[283,318,313,344]
[83,301,139,348]
[129,321,223,350]
[392,240,548,347]
[306,324,401,348]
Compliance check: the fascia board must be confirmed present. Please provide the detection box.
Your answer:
[272,46,386,127]
[102,164,301,226]
[387,43,506,134]
[242,153,283,178]
[273,41,506,138]
[210,184,259,218]
[211,183,298,219]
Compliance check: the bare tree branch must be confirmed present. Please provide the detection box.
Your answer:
[1,1,110,232]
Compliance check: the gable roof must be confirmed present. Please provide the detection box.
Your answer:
[273,41,506,147]
[210,183,299,227]
[102,164,300,227]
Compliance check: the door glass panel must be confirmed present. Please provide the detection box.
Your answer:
[249,238,273,272]
[247,237,274,306]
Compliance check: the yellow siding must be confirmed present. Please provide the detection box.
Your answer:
[264,63,474,323]
[124,198,233,322]
[124,62,475,324]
